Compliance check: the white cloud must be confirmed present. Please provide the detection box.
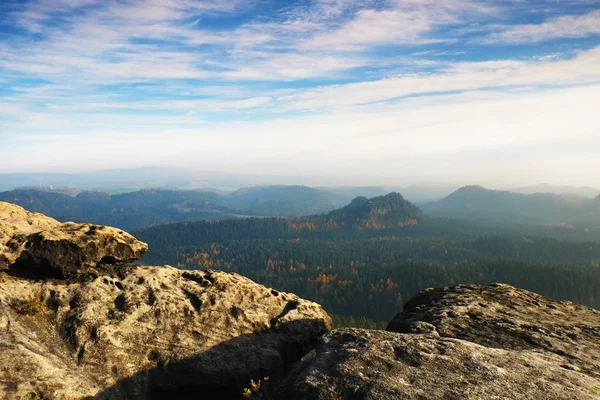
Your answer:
[272,46,600,111]
[3,0,600,185]
[4,46,599,121]
[484,10,600,43]
[299,0,495,50]
[0,0,502,88]
[221,53,366,80]
[3,84,600,186]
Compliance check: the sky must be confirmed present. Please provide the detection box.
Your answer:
[1,0,599,187]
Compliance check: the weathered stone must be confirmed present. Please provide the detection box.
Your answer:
[387,283,600,377]
[277,328,600,400]
[0,266,331,399]
[277,284,600,400]
[0,201,147,278]
[0,202,332,399]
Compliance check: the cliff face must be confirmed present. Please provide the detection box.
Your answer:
[0,202,332,399]
[277,283,600,399]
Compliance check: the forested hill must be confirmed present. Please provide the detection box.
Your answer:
[0,188,238,231]
[326,193,423,228]
[133,192,425,248]
[420,185,600,225]
[0,185,375,230]
[226,185,341,216]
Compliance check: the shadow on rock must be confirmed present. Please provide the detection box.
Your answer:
[87,318,327,400]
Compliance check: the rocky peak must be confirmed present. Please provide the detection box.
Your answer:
[325,193,423,227]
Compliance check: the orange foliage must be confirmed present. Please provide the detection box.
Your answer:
[308,273,338,289]
[289,222,318,231]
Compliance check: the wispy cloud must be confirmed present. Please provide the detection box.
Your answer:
[271,46,600,112]
[484,10,600,43]
[1,0,600,184]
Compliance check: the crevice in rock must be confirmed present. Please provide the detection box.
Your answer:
[114,294,126,312]
[182,289,202,312]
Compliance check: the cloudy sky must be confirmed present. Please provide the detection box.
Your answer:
[1,0,599,186]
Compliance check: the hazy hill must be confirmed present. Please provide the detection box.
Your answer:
[0,188,80,217]
[391,185,458,202]
[226,185,341,216]
[0,188,237,230]
[0,173,74,192]
[8,184,600,233]
[512,183,600,198]
[0,185,365,230]
[0,168,196,191]
[316,186,390,204]
[134,192,426,251]
[317,185,457,203]
[420,185,600,225]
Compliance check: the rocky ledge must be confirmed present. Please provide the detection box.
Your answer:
[277,283,600,399]
[0,202,332,399]
[0,201,147,278]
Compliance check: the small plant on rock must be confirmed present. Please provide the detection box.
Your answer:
[242,377,269,399]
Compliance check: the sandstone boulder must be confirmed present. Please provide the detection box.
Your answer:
[277,284,600,399]
[0,202,332,399]
[387,283,600,377]
[0,201,147,278]
[0,266,331,399]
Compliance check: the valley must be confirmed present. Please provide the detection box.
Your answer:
[4,184,600,328]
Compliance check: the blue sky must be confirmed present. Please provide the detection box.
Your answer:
[1,0,599,186]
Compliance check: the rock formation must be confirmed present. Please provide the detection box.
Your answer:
[0,202,332,399]
[277,284,600,399]
[0,201,147,278]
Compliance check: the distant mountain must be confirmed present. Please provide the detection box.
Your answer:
[512,183,600,198]
[391,185,458,202]
[320,185,457,203]
[0,167,348,192]
[317,186,390,205]
[226,186,431,219]
[0,168,196,191]
[0,188,79,217]
[226,185,342,217]
[133,192,426,252]
[0,188,238,230]
[0,185,364,230]
[420,185,600,225]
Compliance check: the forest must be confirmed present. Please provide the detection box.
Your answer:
[3,186,599,328]
[135,193,600,328]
